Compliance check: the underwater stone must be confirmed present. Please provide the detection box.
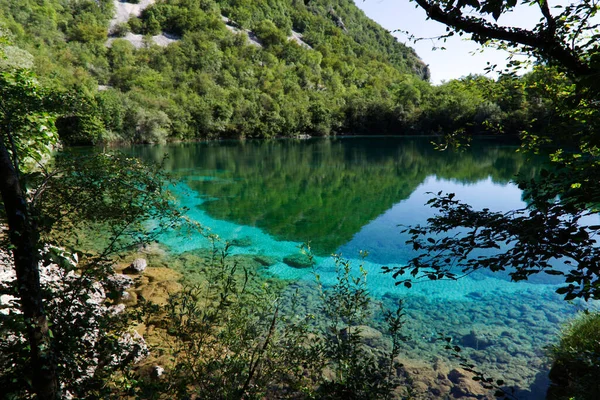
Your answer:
[448,368,494,398]
[253,255,277,266]
[544,311,561,324]
[230,236,252,247]
[495,351,511,364]
[340,325,385,348]
[283,253,314,268]
[107,274,134,293]
[460,330,493,350]
[466,291,483,299]
[125,258,147,274]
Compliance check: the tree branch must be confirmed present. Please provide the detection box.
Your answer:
[412,0,593,78]
[538,0,556,37]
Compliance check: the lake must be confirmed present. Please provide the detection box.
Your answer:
[126,137,592,398]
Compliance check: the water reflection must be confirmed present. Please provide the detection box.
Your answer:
[128,137,543,256]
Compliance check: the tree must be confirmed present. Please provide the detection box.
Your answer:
[405,0,600,140]
[0,68,62,400]
[0,61,184,398]
[384,0,600,300]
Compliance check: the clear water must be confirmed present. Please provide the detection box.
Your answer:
[126,137,596,397]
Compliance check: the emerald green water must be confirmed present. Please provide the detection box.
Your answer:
[125,137,594,397]
[130,137,539,254]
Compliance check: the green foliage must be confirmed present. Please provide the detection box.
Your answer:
[547,312,600,400]
[132,244,404,399]
[385,0,600,304]
[0,0,436,142]
[55,114,106,146]
[33,152,184,256]
[110,22,131,38]
[156,242,309,399]
[0,0,576,142]
[0,68,60,164]
[314,252,403,399]
[386,164,600,301]
[0,150,188,398]
[253,19,287,48]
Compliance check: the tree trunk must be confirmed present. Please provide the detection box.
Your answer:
[0,139,59,399]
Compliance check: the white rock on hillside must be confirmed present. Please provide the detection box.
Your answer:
[107,0,180,49]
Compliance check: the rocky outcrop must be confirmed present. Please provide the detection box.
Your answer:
[106,0,179,49]
[0,247,149,381]
[221,15,312,50]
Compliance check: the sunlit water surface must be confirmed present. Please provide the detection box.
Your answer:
[125,137,597,398]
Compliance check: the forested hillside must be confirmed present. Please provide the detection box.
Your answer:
[0,0,564,143]
[0,0,426,143]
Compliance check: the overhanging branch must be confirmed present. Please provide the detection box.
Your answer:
[412,0,593,78]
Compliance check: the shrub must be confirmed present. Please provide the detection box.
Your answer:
[127,17,144,34]
[110,22,130,38]
[547,312,600,400]
[132,245,404,399]
[55,114,105,145]
[314,252,404,399]
[133,108,171,144]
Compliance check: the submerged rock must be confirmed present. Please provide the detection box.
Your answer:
[253,255,276,267]
[134,267,182,306]
[460,330,494,350]
[230,236,252,247]
[283,253,314,268]
[107,273,134,292]
[125,258,147,274]
[448,368,493,399]
[105,273,134,302]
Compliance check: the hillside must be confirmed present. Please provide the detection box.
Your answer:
[0,0,431,143]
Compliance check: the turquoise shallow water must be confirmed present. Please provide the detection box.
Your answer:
[160,175,562,301]
[128,138,597,396]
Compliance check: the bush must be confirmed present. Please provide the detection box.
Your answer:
[110,22,130,37]
[69,22,107,43]
[131,245,404,399]
[253,20,287,48]
[133,108,171,144]
[0,153,184,399]
[127,17,144,34]
[547,312,600,400]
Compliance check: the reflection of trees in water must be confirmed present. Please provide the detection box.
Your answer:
[128,138,544,255]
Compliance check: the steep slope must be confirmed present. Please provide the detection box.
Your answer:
[213,0,429,79]
[0,0,431,143]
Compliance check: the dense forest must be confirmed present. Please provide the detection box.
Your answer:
[0,0,569,144]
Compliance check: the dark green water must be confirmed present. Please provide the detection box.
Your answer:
[124,137,592,397]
